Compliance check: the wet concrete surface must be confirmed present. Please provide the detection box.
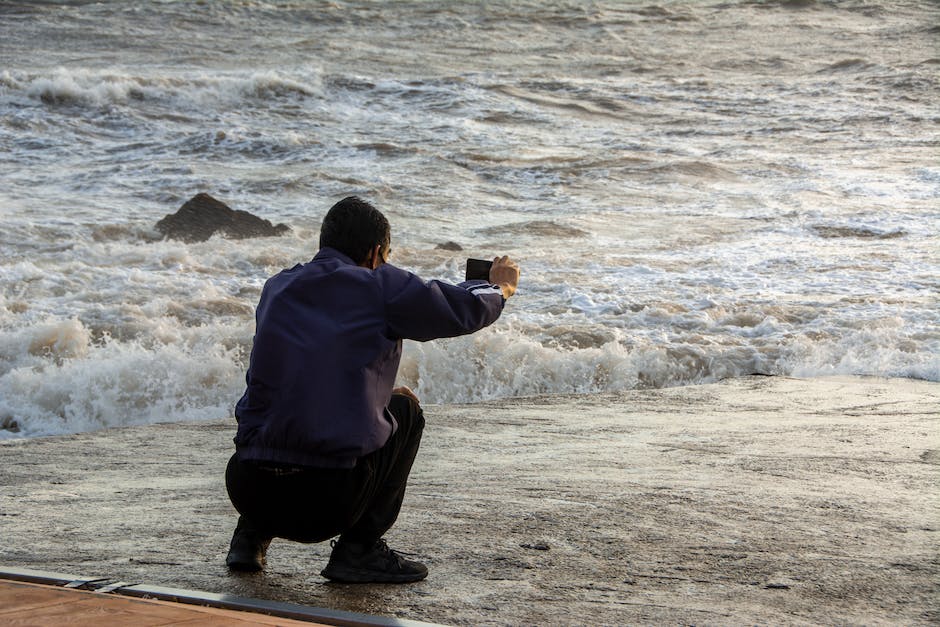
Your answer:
[1,376,938,625]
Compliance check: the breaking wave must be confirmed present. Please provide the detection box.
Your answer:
[1,311,935,439]
[1,68,322,109]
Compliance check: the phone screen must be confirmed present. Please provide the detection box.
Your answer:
[465,258,493,281]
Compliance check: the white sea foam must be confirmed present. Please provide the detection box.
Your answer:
[1,300,934,439]
[0,319,246,439]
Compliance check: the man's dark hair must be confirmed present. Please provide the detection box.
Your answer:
[319,196,390,264]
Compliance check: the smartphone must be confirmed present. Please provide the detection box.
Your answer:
[465,258,493,281]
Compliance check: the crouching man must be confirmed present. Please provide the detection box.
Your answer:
[224,196,519,583]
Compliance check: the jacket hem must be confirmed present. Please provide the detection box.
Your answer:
[235,445,359,469]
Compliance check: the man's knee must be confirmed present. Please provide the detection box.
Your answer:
[390,394,425,434]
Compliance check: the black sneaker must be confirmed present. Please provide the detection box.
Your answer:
[321,538,428,583]
[226,527,272,572]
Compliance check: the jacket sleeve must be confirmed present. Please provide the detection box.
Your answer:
[378,265,505,342]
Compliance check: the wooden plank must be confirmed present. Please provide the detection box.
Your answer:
[0,568,441,627]
[0,581,77,615]
[0,581,328,626]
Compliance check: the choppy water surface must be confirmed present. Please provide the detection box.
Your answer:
[1,1,938,437]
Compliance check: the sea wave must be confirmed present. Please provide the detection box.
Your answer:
[1,68,323,109]
[0,318,245,438]
[1,312,936,439]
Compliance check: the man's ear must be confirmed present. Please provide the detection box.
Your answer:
[358,245,381,269]
[369,244,382,269]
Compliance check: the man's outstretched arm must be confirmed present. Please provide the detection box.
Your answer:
[381,256,520,342]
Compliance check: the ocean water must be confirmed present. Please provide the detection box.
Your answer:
[0,0,937,438]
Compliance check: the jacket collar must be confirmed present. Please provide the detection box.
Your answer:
[314,247,357,266]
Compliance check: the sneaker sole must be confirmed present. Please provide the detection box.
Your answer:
[320,566,428,584]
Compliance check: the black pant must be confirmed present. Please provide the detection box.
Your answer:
[225,394,425,545]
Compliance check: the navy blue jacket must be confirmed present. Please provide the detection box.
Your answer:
[233,247,505,468]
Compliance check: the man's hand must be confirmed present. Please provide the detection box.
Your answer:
[393,386,420,405]
[489,255,520,300]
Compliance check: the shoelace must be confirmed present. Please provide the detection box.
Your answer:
[374,538,420,557]
[330,538,419,562]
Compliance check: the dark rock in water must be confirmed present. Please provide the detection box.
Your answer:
[435,241,463,251]
[156,193,291,242]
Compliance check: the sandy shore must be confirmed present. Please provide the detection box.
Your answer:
[0,375,937,625]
